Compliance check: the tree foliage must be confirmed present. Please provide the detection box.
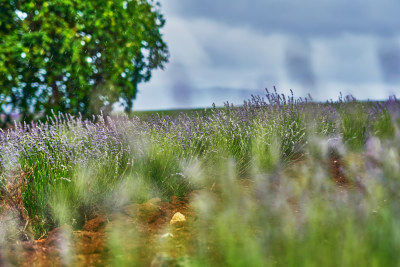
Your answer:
[0,0,169,119]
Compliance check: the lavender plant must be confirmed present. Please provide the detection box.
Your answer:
[0,90,399,266]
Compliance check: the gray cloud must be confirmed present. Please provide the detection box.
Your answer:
[165,0,400,37]
[377,40,400,84]
[132,1,399,110]
[285,38,316,89]
[168,63,194,106]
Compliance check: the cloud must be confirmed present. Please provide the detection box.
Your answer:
[285,38,316,89]
[163,17,211,67]
[165,0,400,37]
[377,39,400,84]
[168,62,194,105]
[132,2,399,110]
[163,18,286,88]
[312,34,381,84]
[189,19,284,69]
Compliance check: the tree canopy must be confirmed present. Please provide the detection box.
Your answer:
[0,0,169,119]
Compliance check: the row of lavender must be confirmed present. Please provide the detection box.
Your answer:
[0,89,399,237]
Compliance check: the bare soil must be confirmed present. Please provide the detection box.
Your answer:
[1,195,196,266]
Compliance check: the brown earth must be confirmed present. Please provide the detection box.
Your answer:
[0,195,196,267]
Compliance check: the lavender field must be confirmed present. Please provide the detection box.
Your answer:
[1,90,400,266]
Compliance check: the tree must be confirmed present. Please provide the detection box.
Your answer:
[0,0,169,120]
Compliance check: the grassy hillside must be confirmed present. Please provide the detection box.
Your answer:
[1,90,400,266]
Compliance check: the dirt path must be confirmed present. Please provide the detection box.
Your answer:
[2,195,196,266]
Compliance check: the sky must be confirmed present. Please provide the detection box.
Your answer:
[132,0,400,110]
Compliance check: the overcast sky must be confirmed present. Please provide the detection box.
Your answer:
[132,0,400,110]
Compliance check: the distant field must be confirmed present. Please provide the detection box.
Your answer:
[130,107,211,119]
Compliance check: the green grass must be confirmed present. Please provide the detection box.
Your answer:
[1,95,400,265]
[128,107,212,120]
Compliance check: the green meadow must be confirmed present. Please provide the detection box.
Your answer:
[1,90,400,266]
